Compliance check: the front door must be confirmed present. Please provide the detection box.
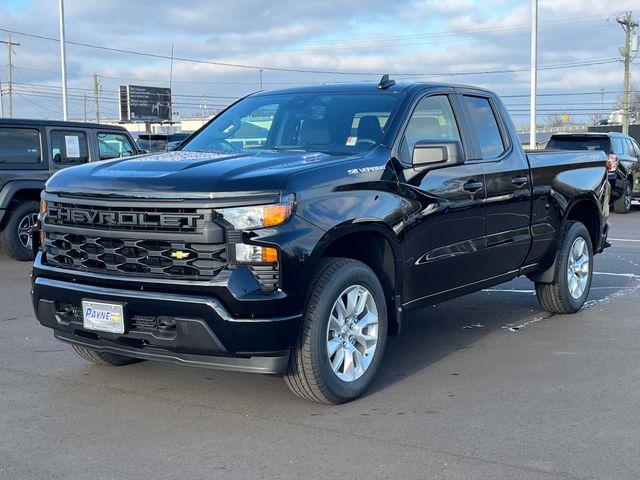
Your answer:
[395,93,487,307]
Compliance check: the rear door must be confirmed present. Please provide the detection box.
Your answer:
[395,90,488,306]
[457,90,532,278]
[0,125,48,191]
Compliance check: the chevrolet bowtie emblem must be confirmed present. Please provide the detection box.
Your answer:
[170,251,190,260]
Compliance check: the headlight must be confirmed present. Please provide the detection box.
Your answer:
[235,244,278,263]
[217,195,294,230]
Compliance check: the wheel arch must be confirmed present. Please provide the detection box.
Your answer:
[311,221,404,336]
[564,195,601,251]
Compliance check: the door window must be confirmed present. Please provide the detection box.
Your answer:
[611,137,625,155]
[625,138,636,157]
[0,128,41,163]
[98,132,136,159]
[630,138,640,158]
[50,130,89,164]
[401,95,461,162]
[463,96,506,160]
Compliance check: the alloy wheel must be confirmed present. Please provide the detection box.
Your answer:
[326,284,379,382]
[566,237,590,299]
[17,213,38,249]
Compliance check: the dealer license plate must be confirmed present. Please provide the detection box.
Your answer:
[82,300,125,334]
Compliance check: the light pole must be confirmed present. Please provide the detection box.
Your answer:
[529,0,538,149]
[59,0,68,120]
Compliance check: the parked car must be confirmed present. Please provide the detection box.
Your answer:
[32,80,610,403]
[136,132,193,153]
[0,119,139,260]
[546,132,640,213]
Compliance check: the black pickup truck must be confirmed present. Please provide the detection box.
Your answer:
[31,79,610,403]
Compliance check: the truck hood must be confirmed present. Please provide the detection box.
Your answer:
[46,150,356,199]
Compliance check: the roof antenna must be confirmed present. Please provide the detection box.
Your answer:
[377,74,396,90]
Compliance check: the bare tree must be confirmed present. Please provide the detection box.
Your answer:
[543,113,564,127]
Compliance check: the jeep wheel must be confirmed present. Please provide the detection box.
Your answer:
[72,345,143,366]
[0,200,39,261]
[285,258,387,404]
[613,179,632,214]
[535,221,593,314]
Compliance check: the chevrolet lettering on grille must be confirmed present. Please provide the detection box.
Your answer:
[47,207,203,228]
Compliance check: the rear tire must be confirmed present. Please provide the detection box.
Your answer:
[613,179,632,214]
[535,221,593,314]
[72,345,143,366]
[285,258,387,404]
[0,200,39,261]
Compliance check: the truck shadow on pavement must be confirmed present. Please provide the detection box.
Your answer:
[368,288,543,395]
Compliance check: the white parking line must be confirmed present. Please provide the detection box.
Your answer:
[593,272,640,278]
[610,238,640,243]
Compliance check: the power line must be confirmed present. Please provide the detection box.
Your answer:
[0,26,622,77]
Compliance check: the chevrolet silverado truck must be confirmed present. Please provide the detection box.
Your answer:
[31,78,610,404]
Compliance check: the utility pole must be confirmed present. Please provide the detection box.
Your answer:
[199,94,207,119]
[1,34,20,118]
[58,0,69,120]
[259,69,263,91]
[0,63,4,118]
[83,94,87,122]
[617,11,638,135]
[529,0,538,149]
[92,73,100,123]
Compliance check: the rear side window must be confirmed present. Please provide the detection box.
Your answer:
[463,96,505,159]
[50,130,89,164]
[547,136,611,154]
[624,138,636,156]
[98,132,136,159]
[631,138,640,157]
[611,137,625,155]
[0,128,41,164]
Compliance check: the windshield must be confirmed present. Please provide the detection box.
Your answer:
[182,92,399,155]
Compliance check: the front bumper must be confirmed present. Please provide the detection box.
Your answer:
[32,275,300,374]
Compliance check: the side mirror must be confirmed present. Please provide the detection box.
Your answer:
[412,140,463,167]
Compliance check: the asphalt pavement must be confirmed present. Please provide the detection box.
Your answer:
[1,205,639,480]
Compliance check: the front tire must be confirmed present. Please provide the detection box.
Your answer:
[0,200,39,261]
[613,179,632,214]
[285,258,388,404]
[535,221,593,314]
[72,345,143,366]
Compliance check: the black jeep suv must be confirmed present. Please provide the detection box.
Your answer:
[0,119,139,260]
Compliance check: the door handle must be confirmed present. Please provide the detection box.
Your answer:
[463,180,483,192]
[512,176,528,187]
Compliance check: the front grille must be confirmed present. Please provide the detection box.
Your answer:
[45,201,212,233]
[45,232,226,279]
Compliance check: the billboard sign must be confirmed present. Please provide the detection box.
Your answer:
[119,85,172,122]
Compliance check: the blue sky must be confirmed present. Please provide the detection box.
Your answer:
[0,0,638,127]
